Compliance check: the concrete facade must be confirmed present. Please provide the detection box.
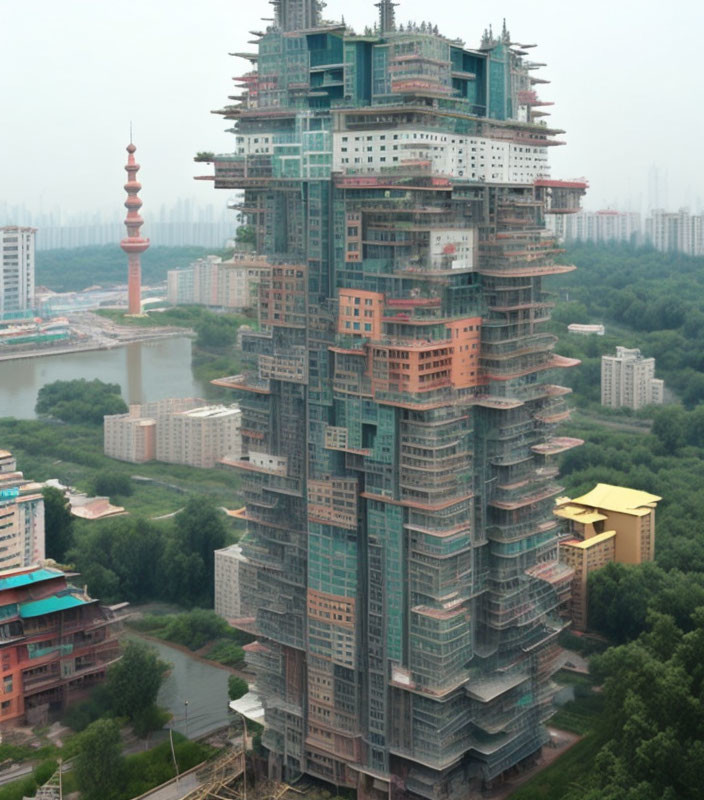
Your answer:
[556,484,660,630]
[167,254,270,310]
[0,452,45,570]
[104,398,241,468]
[214,544,245,621]
[601,346,664,409]
[0,227,35,315]
[157,405,242,469]
[103,413,157,463]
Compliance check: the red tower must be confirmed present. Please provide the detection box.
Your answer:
[120,142,149,315]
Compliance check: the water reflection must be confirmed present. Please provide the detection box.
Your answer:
[0,337,206,419]
[130,635,232,739]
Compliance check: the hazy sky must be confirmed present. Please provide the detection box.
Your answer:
[3,0,703,219]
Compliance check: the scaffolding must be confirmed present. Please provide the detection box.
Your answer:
[202,5,584,799]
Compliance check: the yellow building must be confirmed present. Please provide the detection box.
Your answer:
[555,484,661,630]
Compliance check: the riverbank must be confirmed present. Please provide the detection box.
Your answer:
[0,418,243,519]
[0,329,190,363]
[0,336,207,418]
[127,633,235,739]
[129,631,253,682]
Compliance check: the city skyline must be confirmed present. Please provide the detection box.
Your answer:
[2,0,703,217]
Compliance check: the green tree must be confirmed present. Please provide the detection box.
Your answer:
[41,486,74,561]
[172,498,227,603]
[91,471,133,498]
[235,225,256,246]
[228,676,248,701]
[74,718,125,800]
[35,378,127,425]
[107,642,167,725]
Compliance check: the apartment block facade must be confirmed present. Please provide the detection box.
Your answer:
[0,452,45,570]
[0,565,122,727]
[104,398,241,468]
[601,346,664,410]
[167,254,270,310]
[555,484,660,630]
[214,544,245,621]
[201,2,585,796]
[0,227,35,316]
[157,405,242,469]
[103,398,198,464]
[551,209,641,245]
[646,208,704,257]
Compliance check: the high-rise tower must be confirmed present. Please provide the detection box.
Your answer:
[201,4,587,798]
[0,226,35,315]
[120,142,149,315]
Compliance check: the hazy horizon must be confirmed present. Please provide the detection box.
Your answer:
[3,0,702,219]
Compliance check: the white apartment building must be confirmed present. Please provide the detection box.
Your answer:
[104,398,211,465]
[157,405,242,469]
[331,129,549,184]
[167,254,270,310]
[104,412,157,463]
[646,209,704,257]
[552,210,642,245]
[0,451,45,569]
[214,543,246,620]
[1,227,36,315]
[601,347,664,410]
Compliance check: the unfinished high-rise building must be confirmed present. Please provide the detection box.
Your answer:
[199,2,586,796]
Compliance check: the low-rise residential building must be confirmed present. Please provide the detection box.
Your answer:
[0,452,45,570]
[555,483,661,630]
[601,346,664,409]
[103,412,157,464]
[104,398,241,468]
[167,253,270,310]
[0,565,124,727]
[104,398,204,463]
[156,405,241,469]
[214,543,245,621]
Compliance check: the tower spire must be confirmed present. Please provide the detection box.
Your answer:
[376,0,398,34]
[119,141,149,315]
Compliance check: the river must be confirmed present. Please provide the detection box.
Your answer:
[131,634,233,739]
[0,337,207,419]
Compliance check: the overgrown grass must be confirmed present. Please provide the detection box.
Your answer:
[0,743,57,765]
[508,733,603,799]
[551,669,604,736]
[0,759,59,800]
[551,693,605,736]
[0,736,213,800]
[0,419,243,520]
[122,736,215,799]
[128,610,253,667]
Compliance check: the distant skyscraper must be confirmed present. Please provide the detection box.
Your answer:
[120,142,149,314]
[554,209,642,245]
[0,226,35,315]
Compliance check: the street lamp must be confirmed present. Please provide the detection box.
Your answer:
[184,699,189,738]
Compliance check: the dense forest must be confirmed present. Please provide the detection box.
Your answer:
[36,245,211,292]
[535,243,704,798]
[549,243,704,407]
